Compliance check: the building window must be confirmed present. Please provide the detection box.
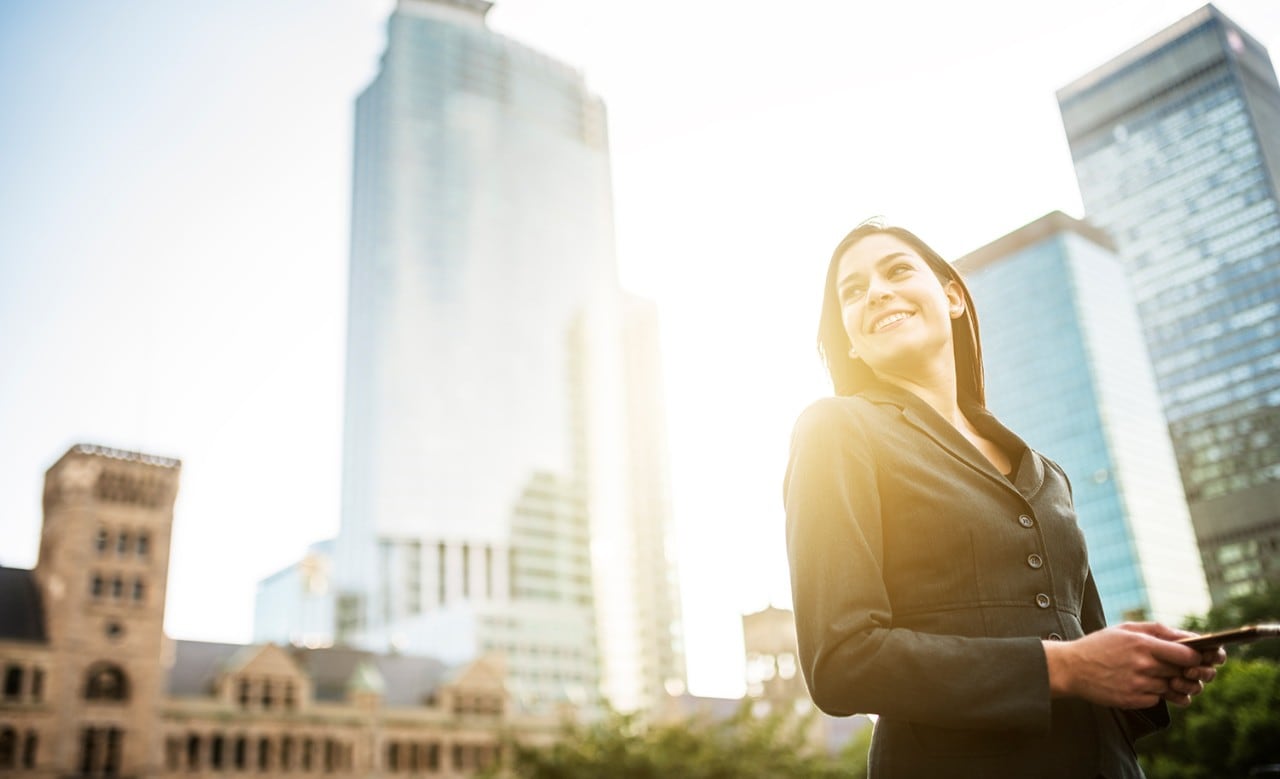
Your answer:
[32,667,44,701]
[258,737,271,770]
[238,678,251,707]
[261,680,273,708]
[186,733,201,769]
[84,663,129,702]
[284,681,296,710]
[92,574,105,598]
[234,735,247,770]
[111,576,123,599]
[22,730,37,769]
[0,727,15,769]
[209,734,224,769]
[95,528,109,554]
[76,727,122,776]
[280,736,294,770]
[2,665,21,700]
[116,531,130,556]
[137,532,150,558]
[132,578,146,603]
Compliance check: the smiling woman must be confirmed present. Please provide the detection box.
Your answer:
[783,218,1225,779]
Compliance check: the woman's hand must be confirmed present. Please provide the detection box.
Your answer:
[1043,622,1223,709]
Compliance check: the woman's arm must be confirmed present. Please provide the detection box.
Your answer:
[784,398,1052,733]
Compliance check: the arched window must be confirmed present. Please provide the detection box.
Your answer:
[84,663,129,702]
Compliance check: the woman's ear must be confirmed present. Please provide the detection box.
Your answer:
[945,282,966,319]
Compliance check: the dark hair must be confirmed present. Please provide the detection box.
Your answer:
[817,219,986,406]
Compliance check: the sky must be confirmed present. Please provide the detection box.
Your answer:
[2,0,1279,699]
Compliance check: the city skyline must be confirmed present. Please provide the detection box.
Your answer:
[3,0,1280,699]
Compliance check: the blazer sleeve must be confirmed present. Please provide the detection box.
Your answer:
[1081,569,1171,738]
[784,398,1053,732]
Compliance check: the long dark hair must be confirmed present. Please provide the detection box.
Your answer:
[817,219,986,406]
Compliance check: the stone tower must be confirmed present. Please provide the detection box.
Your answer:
[33,445,180,776]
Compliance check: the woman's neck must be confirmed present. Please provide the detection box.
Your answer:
[872,364,965,429]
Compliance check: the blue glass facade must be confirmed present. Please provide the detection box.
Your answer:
[959,213,1210,625]
[1057,6,1280,602]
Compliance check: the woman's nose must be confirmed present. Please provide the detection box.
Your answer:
[865,280,892,305]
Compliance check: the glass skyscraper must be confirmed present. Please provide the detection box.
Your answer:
[957,212,1211,625]
[252,0,684,714]
[1057,5,1280,602]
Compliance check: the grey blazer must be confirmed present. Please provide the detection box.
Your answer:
[784,381,1166,779]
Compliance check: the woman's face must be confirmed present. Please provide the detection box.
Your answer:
[835,232,964,376]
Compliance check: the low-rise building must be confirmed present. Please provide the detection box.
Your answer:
[0,444,556,777]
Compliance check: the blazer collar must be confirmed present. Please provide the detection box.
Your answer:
[855,381,1045,500]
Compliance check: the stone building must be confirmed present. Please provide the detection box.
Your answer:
[0,444,556,777]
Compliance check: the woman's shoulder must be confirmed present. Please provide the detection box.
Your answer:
[790,394,888,446]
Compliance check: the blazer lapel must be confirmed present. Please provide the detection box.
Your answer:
[858,383,1032,498]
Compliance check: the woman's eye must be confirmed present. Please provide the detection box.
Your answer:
[890,264,912,277]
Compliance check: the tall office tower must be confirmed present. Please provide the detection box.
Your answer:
[957,212,1211,625]
[1057,5,1280,603]
[323,0,683,713]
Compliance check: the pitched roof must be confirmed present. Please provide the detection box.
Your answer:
[0,566,47,643]
[165,639,450,707]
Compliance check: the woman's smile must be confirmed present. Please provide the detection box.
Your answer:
[870,310,914,333]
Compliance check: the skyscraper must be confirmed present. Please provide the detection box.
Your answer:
[254,0,683,714]
[1057,5,1280,602]
[957,212,1211,625]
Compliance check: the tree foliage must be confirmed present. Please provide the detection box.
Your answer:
[1138,659,1280,779]
[1181,584,1280,662]
[1139,586,1280,779]
[484,702,871,779]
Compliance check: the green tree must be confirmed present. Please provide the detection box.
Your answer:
[1182,585,1280,663]
[1138,659,1280,779]
[483,703,871,779]
[1139,586,1280,779]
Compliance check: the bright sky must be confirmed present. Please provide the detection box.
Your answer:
[2,0,1278,699]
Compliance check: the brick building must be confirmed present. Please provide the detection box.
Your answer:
[0,444,556,776]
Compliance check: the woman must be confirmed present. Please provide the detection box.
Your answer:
[784,220,1222,778]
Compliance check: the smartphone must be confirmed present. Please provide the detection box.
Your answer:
[1177,624,1280,651]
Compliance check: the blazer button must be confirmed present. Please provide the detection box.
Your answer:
[1046,632,1063,641]
[1035,593,1051,609]
[1018,514,1034,528]
[1027,553,1044,569]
